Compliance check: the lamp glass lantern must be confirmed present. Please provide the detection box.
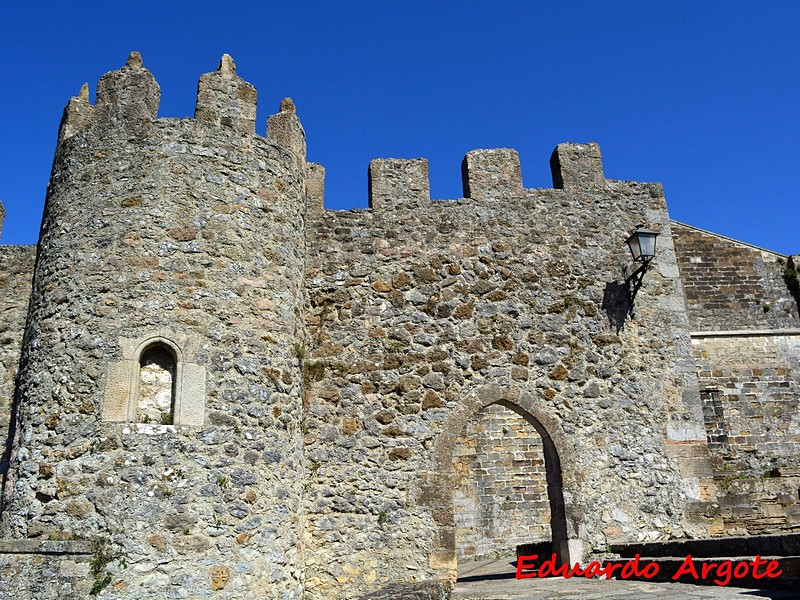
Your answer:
[625,226,659,263]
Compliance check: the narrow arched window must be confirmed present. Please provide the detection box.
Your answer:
[137,344,176,425]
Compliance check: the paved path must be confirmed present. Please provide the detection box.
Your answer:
[452,558,795,599]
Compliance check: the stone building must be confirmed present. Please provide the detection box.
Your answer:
[0,53,798,599]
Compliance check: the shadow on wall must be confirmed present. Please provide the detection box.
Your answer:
[602,281,630,333]
[0,332,30,516]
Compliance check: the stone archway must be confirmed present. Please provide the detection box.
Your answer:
[420,383,583,581]
[453,402,554,563]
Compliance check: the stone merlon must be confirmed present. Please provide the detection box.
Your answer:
[266,97,307,162]
[95,51,161,131]
[462,148,523,200]
[550,142,605,189]
[368,158,430,210]
[195,53,257,135]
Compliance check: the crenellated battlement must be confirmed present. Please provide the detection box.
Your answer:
[357,141,622,212]
[57,52,307,165]
[54,52,626,219]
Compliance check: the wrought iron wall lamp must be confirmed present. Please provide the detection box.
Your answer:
[624,225,659,317]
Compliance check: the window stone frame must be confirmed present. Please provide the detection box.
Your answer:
[102,330,206,426]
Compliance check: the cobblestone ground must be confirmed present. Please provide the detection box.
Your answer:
[453,558,796,599]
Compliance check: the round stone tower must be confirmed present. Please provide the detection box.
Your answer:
[1,53,309,597]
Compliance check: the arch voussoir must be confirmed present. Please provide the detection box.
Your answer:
[422,384,585,579]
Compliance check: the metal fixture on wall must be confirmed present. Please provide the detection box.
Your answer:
[625,225,659,317]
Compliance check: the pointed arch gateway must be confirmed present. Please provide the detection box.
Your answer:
[420,384,584,581]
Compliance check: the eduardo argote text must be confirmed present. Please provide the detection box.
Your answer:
[516,553,782,586]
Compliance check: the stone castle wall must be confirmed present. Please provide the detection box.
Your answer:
[0,243,35,473]
[672,223,800,536]
[0,53,797,600]
[300,148,717,597]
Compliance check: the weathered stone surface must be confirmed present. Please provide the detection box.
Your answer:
[0,540,93,600]
[0,244,35,465]
[1,52,798,600]
[672,222,799,330]
[359,580,450,599]
[0,54,307,599]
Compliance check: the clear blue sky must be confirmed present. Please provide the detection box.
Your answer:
[1,2,798,254]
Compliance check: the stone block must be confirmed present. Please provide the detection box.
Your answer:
[461,148,523,200]
[368,158,430,210]
[549,142,604,189]
[195,54,257,135]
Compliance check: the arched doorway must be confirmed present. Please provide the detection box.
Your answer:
[452,402,562,565]
[421,384,581,582]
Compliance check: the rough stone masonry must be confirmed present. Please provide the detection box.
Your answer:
[0,52,797,599]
